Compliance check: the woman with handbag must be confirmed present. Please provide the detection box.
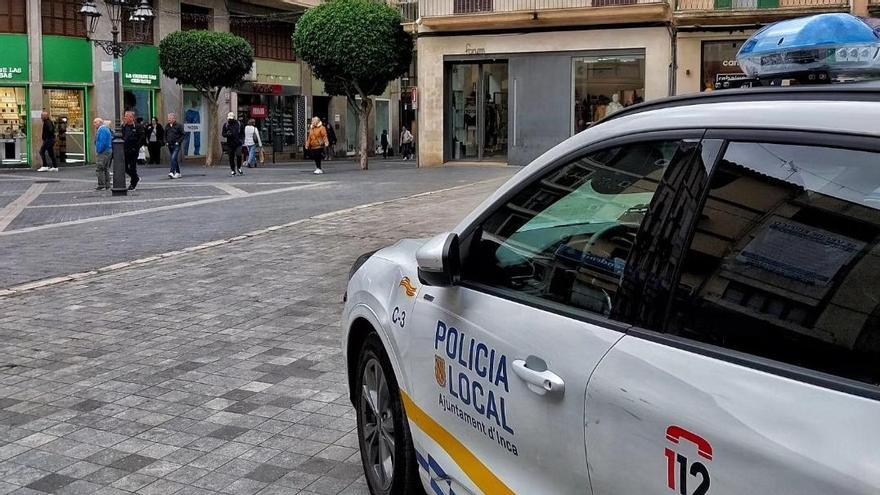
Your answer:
[243,119,262,168]
[306,116,328,175]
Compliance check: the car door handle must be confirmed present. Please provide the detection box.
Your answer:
[512,356,564,397]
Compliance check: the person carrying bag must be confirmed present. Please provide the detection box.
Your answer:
[243,119,262,168]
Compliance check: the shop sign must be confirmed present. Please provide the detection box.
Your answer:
[125,73,158,86]
[122,46,160,88]
[252,84,283,95]
[0,34,30,82]
[0,67,23,80]
[250,105,268,119]
[411,87,418,110]
[715,73,748,89]
[465,43,486,55]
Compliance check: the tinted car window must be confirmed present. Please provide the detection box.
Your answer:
[464,140,700,317]
[666,142,880,386]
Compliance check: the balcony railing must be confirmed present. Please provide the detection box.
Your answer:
[420,0,664,17]
[676,0,848,11]
[390,0,419,21]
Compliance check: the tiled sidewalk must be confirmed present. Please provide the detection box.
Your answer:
[0,179,505,495]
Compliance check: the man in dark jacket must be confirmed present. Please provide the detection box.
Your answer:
[222,112,244,176]
[121,111,143,190]
[164,113,185,179]
[38,111,58,172]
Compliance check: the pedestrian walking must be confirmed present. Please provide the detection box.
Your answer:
[400,126,414,161]
[380,130,390,159]
[325,120,337,161]
[222,112,244,176]
[121,111,143,190]
[145,117,164,165]
[37,111,59,172]
[243,118,262,168]
[93,118,112,190]
[165,113,185,179]
[306,116,328,175]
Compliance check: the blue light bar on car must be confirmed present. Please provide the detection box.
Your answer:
[737,14,880,81]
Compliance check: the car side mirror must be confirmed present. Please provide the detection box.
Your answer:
[416,232,461,287]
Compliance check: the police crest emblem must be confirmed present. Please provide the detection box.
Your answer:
[434,355,447,388]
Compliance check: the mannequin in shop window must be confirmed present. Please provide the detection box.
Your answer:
[593,95,609,122]
[607,94,624,116]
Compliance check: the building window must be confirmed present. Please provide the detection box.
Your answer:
[41,0,85,37]
[231,19,296,62]
[701,40,747,91]
[181,4,211,31]
[122,0,154,43]
[572,54,645,134]
[0,0,26,34]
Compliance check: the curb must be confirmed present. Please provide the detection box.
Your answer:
[0,178,505,299]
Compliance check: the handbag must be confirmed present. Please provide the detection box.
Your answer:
[258,147,265,164]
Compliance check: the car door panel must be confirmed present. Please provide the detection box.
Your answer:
[585,335,880,495]
[403,285,622,494]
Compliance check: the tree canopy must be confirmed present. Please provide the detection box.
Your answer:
[159,30,254,97]
[295,0,413,169]
[295,0,412,97]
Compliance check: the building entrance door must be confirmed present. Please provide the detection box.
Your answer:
[447,61,507,162]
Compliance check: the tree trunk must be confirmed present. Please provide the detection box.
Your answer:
[205,94,220,167]
[358,97,373,171]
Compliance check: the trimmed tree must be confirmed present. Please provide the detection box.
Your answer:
[159,31,254,167]
[295,0,413,170]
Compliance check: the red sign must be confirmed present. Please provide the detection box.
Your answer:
[250,105,268,119]
[411,87,418,110]
[252,84,282,95]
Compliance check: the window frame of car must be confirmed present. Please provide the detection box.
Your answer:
[633,128,880,402]
[454,128,712,334]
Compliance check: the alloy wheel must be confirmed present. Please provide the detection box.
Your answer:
[360,357,396,491]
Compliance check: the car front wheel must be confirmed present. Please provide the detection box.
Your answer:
[355,333,424,495]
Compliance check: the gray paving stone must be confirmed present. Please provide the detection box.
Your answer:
[0,178,504,494]
[25,473,77,493]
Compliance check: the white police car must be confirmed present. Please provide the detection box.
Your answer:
[342,14,880,495]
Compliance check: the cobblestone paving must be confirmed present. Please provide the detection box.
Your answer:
[0,178,506,495]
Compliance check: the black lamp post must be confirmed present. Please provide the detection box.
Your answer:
[80,0,154,196]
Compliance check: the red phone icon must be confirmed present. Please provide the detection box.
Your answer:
[666,425,713,461]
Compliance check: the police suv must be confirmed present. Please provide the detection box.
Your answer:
[342,14,880,495]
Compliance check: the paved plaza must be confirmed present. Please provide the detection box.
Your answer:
[0,168,510,494]
[0,161,513,287]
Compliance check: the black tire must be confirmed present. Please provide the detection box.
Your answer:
[355,332,425,495]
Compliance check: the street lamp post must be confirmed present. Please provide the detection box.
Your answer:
[80,0,154,196]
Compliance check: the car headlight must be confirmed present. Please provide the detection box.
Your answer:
[349,250,378,281]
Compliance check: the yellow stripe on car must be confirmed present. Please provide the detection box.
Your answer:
[400,390,516,495]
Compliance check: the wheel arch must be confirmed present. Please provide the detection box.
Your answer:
[345,304,410,406]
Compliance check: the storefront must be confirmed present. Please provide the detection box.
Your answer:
[675,31,754,95]
[701,39,748,91]
[420,27,670,167]
[237,83,304,155]
[0,34,29,167]
[122,46,161,121]
[42,36,92,166]
[236,60,305,157]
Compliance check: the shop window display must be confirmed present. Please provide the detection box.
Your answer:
[0,87,27,166]
[124,89,152,121]
[572,54,645,134]
[182,91,207,157]
[702,40,747,91]
[43,88,86,165]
